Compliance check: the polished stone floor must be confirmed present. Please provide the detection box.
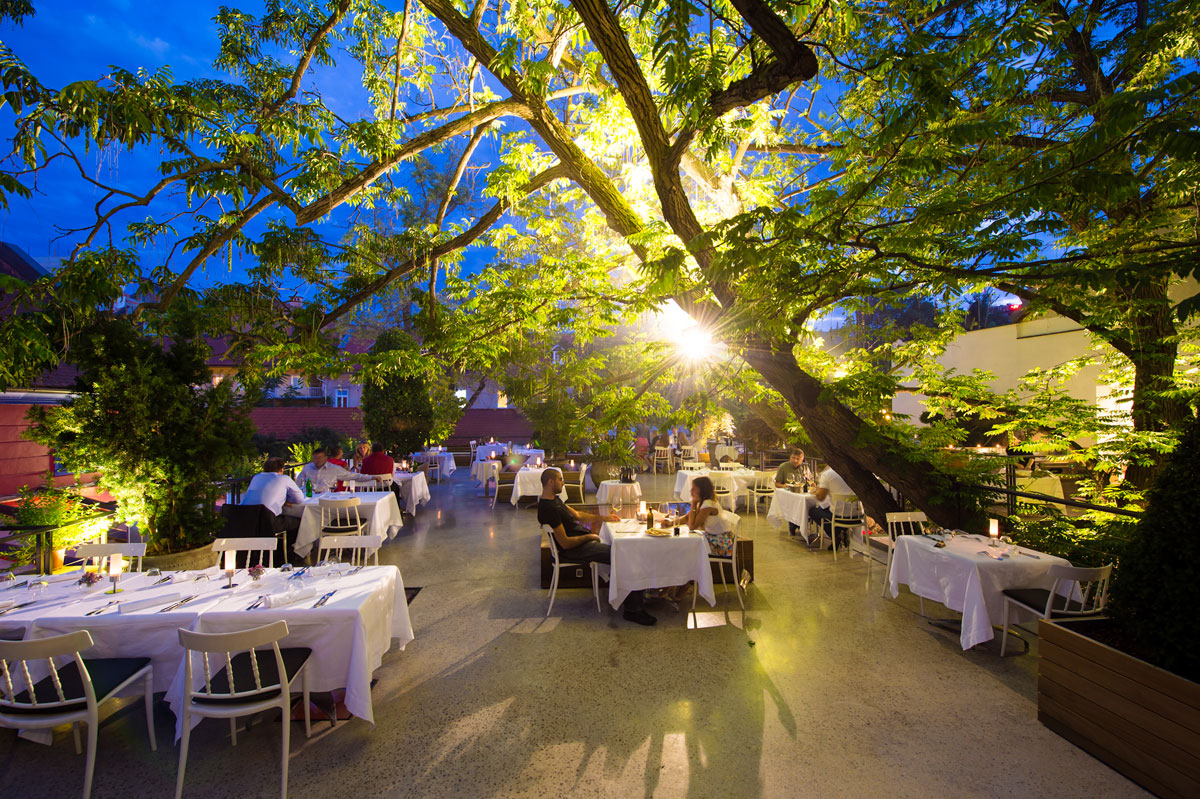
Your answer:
[1,470,1148,798]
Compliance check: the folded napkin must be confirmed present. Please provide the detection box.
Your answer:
[0,599,13,610]
[261,587,317,609]
[45,570,83,584]
[119,592,181,614]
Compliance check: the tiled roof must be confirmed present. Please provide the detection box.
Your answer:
[447,409,533,446]
[250,407,364,440]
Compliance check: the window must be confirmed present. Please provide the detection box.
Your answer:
[291,376,304,389]
[335,389,349,408]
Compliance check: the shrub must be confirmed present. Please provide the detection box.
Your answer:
[1109,414,1200,682]
[362,330,435,456]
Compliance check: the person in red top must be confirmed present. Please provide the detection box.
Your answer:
[327,445,350,490]
[358,442,395,476]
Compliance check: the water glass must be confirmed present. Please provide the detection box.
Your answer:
[0,572,15,589]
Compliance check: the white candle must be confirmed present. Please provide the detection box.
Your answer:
[108,554,124,577]
[988,518,999,538]
[224,548,236,571]
[639,500,647,517]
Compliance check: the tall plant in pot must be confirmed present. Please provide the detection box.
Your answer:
[25,316,255,554]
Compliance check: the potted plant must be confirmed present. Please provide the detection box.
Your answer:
[5,481,110,572]
[1036,417,1200,799]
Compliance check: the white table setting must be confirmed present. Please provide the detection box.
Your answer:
[709,444,740,463]
[595,479,642,510]
[392,468,432,513]
[598,519,716,610]
[674,468,756,510]
[766,488,816,533]
[475,442,507,461]
[470,459,501,494]
[289,490,403,558]
[888,532,1071,649]
[512,466,565,505]
[413,449,456,477]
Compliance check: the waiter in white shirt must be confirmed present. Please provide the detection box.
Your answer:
[241,457,305,533]
[297,448,375,493]
[809,466,855,547]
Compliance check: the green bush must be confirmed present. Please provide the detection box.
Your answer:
[1110,415,1200,682]
[24,316,254,554]
[3,481,111,569]
[362,330,435,456]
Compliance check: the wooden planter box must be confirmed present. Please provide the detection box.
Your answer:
[1038,618,1200,798]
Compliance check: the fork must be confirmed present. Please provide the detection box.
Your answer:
[313,590,337,608]
[85,600,120,616]
[159,595,198,613]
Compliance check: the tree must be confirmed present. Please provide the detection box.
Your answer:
[361,329,436,454]
[24,315,254,553]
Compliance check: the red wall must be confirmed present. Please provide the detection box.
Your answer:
[0,404,100,497]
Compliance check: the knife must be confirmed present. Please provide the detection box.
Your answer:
[85,599,121,616]
[4,580,29,591]
[313,590,336,608]
[151,575,173,585]
[0,600,37,616]
[159,595,198,613]
[246,595,266,611]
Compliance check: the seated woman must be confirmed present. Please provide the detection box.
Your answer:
[634,432,651,471]
[661,476,734,603]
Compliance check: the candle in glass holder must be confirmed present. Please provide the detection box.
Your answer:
[108,553,124,577]
[224,548,236,571]
[988,518,1000,546]
[639,500,647,519]
[569,459,575,469]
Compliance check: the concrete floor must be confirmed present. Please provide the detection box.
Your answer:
[1,471,1149,798]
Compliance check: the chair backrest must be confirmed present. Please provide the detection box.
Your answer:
[319,497,363,535]
[178,621,291,706]
[1046,563,1114,615]
[654,446,671,460]
[709,472,735,493]
[541,524,561,566]
[497,470,517,486]
[0,630,96,717]
[831,496,863,521]
[886,511,927,540]
[718,462,740,471]
[212,537,279,568]
[318,534,383,567]
[680,445,696,461]
[75,542,147,574]
[752,471,775,492]
[367,473,393,488]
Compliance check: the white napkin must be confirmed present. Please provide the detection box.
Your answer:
[0,599,13,610]
[261,587,316,608]
[45,570,83,584]
[119,592,181,614]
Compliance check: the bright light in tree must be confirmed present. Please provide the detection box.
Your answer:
[678,327,715,362]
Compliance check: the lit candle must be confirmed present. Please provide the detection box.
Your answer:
[988,518,999,546]
[569,459,575,468]
[224,548,236,571]
[639,500,647,518]
[108,554,124,577]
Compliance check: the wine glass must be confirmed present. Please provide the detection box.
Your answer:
[29,580,48,600]
[611,496,623,518]
[0,572,15,589]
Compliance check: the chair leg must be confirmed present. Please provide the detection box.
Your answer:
[303,668,312,739]
[592,564,601,613]
[831,526,838,561]
[145,671,158,751]
[919,597,925,617]
[82,716,98,799]
[175,710,191,799]
[546,567,558,617]
[882,549,894,598]
[1000,601,1010,656]
[279,699,291,799]
[230,716,237,746]
[73,721,82,754]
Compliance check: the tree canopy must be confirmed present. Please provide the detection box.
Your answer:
[2,0,1197,529]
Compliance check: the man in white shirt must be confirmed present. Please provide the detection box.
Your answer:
[241,457,304,533]
[809,467,855,548]
[297,448,374,493]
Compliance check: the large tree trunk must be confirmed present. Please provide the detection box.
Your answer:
[742,342,987,531]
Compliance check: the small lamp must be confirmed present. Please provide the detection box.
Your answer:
[988,518,1000,547]
[222,548,239,589]
[105,554,124,594]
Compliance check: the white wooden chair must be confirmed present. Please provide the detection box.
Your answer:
[75,542,147,574]
[346,473,393,492]
[746,471,775,516]
[469,440,477,462]
[881,512,928,603]
[318,497,367,537]
[424,451,442,484]
[541,524,601,616]
[999,563,1113,656]
[701,513,744,609]
[212,537,280,569]
[679,445,697,462]
[717,461,741,471]
[681,460,704,471]
[0,630,156,799]
[175,620,311,799]
[709,471,738,512]
[492,470,517,510]
[317,534,383,567]
[816,496,863,561]
[652,446,673,475]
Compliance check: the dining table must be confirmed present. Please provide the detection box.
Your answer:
[392,469,432,513]
[766,488,816,534]
[470,458,501,492]
[598,520,716,610]
[595,479,642,510]
[0,563,414,743]
[511,466,565,506]
[888,533,1071,649]
[674,468,756,511]
[289,491,403,558]
[414,450,456,477]
[475,443,507,461]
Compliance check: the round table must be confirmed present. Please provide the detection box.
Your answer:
[596,479,642,510]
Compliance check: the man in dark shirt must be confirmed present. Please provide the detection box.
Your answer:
[537,468,656,626]
[774,448,810,539]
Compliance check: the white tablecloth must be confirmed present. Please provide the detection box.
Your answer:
[513,447,545,461]
[766,489,815,531]
[393,470,431,512]
[709,444,739,463]
[292,491,403,557]
[470,459,500,486]
[512,467,564,505]
[888,535,1071,649]
[475,443,506,460]
[596,480,642,509]
[599,521,716,609]
[414,451,456,476]
[674,469,755,510]
[0,565,414,743]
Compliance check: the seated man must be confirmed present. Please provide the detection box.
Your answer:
[774,448,809,538]
[241,457,304,543]
[297,447,374,493]
[537,468,656,626]
[358,442,395,476]
[809,466,855,548]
